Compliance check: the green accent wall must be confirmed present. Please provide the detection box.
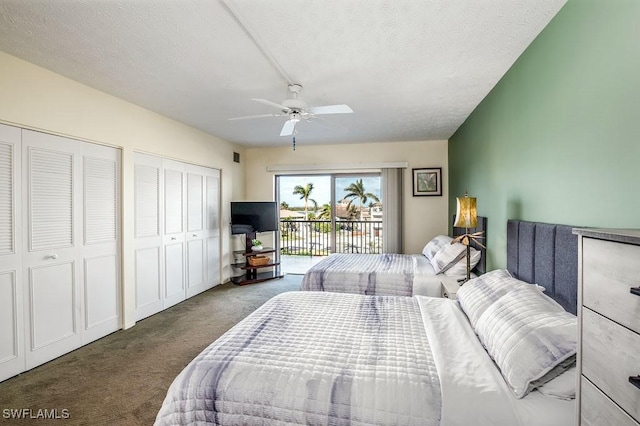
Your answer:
[449,0,640,270]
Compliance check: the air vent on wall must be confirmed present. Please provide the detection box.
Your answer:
[233,152,240,163]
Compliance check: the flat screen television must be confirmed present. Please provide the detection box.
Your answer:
[231,201,279,235]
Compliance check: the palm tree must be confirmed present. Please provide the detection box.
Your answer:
[318,203,332,220]
[343,179,380,220]
[346,203,359,220]
[292,183,318,220]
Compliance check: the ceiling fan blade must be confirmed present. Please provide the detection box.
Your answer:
[308,104,353,115]
[228,113,283,121]
[280,120,296,136]
[252,98,290,111]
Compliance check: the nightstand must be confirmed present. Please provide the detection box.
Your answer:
[440,278,461,300]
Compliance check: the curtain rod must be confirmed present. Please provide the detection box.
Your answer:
[266,162,408,172]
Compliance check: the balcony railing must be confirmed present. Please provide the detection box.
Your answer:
[280,219,383,256]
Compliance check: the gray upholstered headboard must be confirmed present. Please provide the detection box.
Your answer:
[506,220,578,315]
[453,216,488,275]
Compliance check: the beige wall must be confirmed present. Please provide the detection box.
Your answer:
[244,140,449,255]
[0,52,245,328]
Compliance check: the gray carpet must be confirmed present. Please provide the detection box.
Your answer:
[0,274,303,425]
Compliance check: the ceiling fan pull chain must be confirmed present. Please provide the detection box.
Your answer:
[292,135,296,151]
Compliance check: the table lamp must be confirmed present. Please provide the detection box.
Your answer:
[453,192,485,283]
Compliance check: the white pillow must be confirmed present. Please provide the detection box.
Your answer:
[456,269,522,327]
[430,242,466,274]
[443,246,481,276]
[421,235,453,261]
[536,366,576,400]
[472,285,577,398]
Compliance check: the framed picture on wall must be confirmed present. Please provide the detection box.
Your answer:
[412,167,442,196]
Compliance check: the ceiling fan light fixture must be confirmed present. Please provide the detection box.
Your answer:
[282,98,307,111]
[290,112,301,123]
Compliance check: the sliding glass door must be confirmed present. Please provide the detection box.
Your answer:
[276,173,382,273]
[333,174,382,254]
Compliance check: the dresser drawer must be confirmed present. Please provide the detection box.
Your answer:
[582,308,640,422]
[581,376,639,426]
[582,237,640,334]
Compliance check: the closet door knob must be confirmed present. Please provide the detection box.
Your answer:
[192,234,197,237]
[171,237,176,240]
[629,376,640,389]
[630,287,640,297]
[50,254,58,260]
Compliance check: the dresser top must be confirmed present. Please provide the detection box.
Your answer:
[573,228,640,245]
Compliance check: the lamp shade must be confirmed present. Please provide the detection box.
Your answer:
[454,194,477,228]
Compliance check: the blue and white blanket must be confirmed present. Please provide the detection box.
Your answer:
[300,253,439,296]
[155,292,441,425]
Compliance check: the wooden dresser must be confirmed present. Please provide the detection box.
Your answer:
[574,229,640,426]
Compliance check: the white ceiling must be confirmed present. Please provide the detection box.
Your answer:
[0,0,566,148]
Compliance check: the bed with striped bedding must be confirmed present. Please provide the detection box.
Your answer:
[155,290,573,426]
[299,217,488,297]
[300,253,441,296]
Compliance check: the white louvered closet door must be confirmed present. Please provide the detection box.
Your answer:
[21,130,121,369]
[80,144,120,345]
[163,159,186,309]
[185,164,207,298]
[134,153,164,321]
[0,124,24,382]
[22,131,81,369]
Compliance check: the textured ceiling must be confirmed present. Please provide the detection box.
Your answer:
[0,0,566,148]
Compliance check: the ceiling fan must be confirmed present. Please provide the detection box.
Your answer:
[228,84,353,138]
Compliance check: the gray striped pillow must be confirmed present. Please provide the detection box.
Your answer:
[429,242,466,274]
[456,269,526,327]
[473,285,577,398]
[421,235,453,261]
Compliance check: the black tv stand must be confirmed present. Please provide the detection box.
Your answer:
[231,232,284,285]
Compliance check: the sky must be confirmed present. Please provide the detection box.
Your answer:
[279,175,382,208]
